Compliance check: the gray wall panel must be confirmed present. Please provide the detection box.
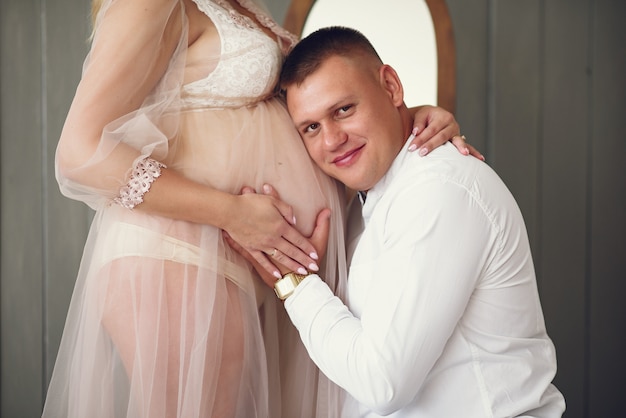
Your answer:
[42,0,92,384]
[540,1,590,416]
[1,0,45,416]
[491,0,542,254]
[447,0,489,156]
[589,0,626,416]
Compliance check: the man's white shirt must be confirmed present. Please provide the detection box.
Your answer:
[285,142,565,417]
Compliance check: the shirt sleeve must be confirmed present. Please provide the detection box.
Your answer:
[285,177,497,415]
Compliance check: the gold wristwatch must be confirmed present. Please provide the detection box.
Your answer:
[274,272,308,300]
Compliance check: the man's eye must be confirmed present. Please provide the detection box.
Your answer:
[338,105,353,115]
[304,123,319,133]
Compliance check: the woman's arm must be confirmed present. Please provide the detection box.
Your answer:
[56,0,318,277]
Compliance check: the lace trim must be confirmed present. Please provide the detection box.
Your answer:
[213,0,256,29]
[183,0,283,108]
[211,0,298,52]
[114,158,166,210]
[239,0,299,48]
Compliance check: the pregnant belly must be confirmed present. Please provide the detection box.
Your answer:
[169,99,337,236]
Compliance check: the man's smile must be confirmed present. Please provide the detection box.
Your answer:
[332,144,365,167]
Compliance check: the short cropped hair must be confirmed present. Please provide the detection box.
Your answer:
[279,26,382,95]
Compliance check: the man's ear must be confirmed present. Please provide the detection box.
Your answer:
[379,64,404,107]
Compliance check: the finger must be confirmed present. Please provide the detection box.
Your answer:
[407,106,435,150]
[466,142,485,161]
[252,184,318,272]
[268,248,308,276]
[250,251,285,287]
[409,122,425,148]
[272,230,319,274]
[450,134,470,156]
[224,231,280,282]
[449,135,486,161]
[410,106,456,140]
[223,231,281,286]
[262,183,279,198]
[309,208,331,259]
[264,185,296,226]
[414,128,456,157]
[274,209,330,274]
[410,119,459,156]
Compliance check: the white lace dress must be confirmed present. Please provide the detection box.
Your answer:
[42,1,348,417]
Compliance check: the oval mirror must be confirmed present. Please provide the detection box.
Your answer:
[284,0,456,111]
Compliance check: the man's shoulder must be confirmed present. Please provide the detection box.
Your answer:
[391,142,513,212]
[397,142,483,187]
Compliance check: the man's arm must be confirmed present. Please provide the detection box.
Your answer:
[285,175,494,414]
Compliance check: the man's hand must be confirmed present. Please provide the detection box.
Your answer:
[307,207,331,264]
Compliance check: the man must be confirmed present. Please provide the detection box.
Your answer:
[265,26,566,417]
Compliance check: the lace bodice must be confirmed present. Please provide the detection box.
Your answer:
[182,0,297,109]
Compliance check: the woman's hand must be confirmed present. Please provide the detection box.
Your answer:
[408,105,484,161]
[224,205,331,289]
[222,185,321,281]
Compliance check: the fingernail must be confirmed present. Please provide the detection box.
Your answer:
[412,126,419,135]
[464,147,469,155]
[310,252,319,260]
[419,147,428,157]
[309,263,319,272]
[408,144,417,152]
[273,271,282,279]
[292,216,297,225]
[297,267,308,275]
[263,184,272,194]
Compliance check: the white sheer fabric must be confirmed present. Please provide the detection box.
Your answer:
[43,0,347,417]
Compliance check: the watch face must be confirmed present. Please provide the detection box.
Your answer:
[274,275,295,299]
[274,273,306,300]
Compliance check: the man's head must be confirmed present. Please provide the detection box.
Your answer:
[280,26,412,191]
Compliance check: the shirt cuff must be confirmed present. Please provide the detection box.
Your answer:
[284,274,337,327]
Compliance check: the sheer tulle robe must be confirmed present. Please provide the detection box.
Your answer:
[43,0,347,417]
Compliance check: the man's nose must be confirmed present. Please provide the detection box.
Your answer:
[322,124,347,149]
